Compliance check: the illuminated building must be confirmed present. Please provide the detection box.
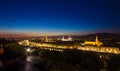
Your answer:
[19,40,30,46]
[84,36,103,46]
[43,36,54,42]
[45,36,48,42]
[61,35,72,41]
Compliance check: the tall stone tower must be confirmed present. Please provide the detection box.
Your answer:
[62,36,64,40]
[45,36,48,42]
[68,35,72,40]
[95,35,99,46]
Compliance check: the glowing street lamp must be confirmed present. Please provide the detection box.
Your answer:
[27,48,30,52]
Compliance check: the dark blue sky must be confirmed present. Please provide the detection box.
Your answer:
[0,0,120,35]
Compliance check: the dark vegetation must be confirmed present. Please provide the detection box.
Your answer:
[0,38,26,60]
[0,38,26,71]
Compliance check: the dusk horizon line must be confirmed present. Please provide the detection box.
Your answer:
[0,31,119,37]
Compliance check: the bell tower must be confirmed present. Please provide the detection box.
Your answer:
[96,35,99,46]
[68,35,72,40]
[45,36,48,42]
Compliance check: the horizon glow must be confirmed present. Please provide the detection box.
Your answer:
[0,0,120,35]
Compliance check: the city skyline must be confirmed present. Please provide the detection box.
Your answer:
[0,0,120,35]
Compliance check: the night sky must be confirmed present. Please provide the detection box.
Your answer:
[0,0,120,35]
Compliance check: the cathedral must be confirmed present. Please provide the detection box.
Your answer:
[84,36,103,46]
[61,35,72,41]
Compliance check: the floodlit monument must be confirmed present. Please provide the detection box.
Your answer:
[19,40,30,46]
[61,35,72,41]
[84,36,103,46]
[45,36,48,42]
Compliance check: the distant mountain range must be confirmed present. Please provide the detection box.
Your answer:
[82,33,119,37]
[74,33,120,41]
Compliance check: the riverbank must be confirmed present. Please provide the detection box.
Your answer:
[34,57,79,71]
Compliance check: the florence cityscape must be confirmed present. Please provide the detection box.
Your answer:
[0,0,120,71]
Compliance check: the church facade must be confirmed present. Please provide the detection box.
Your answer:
[84,36,103,46]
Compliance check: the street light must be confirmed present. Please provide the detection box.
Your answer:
[27,48,30,52]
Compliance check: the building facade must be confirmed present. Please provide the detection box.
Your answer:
[84,36,103,46]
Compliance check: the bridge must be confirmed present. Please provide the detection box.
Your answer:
[18,40,120,54]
